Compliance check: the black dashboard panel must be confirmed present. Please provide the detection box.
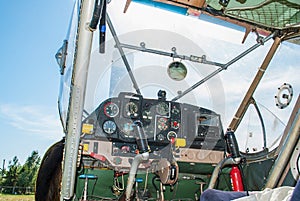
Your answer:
[82,92,225,154]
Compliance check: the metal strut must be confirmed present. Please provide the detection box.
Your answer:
[106,13,141,95]
[229,34,282,131]
[171,32,275,101]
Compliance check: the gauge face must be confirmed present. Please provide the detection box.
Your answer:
[167,61,187,81]
[156,102,169,115]
[103,102,119,118]
[102,120,117,134]
[171,120,180,129]
[120,145,131,153]
[121,122,135,138]
[157,134,165,141]
[125,102,139,117]
[157,117,168,130]
[171,106,180,115]
[167,131,177,141]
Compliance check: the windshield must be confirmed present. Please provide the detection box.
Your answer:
[59,0,300,154]
[58,0,80,132]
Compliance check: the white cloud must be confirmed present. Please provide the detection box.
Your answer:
[0,104,63,140]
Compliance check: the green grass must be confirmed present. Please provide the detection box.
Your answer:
[0,194,34,201]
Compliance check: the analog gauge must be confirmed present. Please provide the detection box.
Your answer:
[103,102,119,118]
[157,117,168,130]
[171,106,180,115]
[157,134,165,141]
[102,120,117,134]
[122,122,135,138]
[125,102,139,117]
[167,61,187,81]
[156,102,169,115]
[121,145,131,153]
[171,120,180,129]
[142,110,152,123]
[167,131,177,141]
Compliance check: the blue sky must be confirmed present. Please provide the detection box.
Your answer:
[0,1,74,167]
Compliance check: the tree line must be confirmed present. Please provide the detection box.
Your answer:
[0,151,41,194]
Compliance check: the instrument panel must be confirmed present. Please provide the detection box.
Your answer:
[81,92,225,169]
[83,92,225,149]
[94,93,186,144]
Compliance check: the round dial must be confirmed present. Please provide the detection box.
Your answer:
[125,102,139,117]
[121,122,135,138]
[167,131,177,141]
[156,102,169,115]
[103,102,119,118]
[171,120,180,129]
[167,61,187,81]
[157,134,165,141]
[171,106,180,115]
[102,120,117,134]
[157,117,168,130]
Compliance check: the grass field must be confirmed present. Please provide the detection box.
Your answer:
[0,194,34,201]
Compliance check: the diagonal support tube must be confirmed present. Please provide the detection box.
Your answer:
[106,14,141,95]
[171,33,274,101]
[229,35,282,131]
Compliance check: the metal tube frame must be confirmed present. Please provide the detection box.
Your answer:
[112,29,275,102]
[229,35,282,131]
[106,13,141,95]
[264,99,300,188]
[106,13,225,98]
[60,0,95,200]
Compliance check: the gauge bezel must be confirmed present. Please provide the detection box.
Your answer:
[102,120,117,134]
[167,131,177,141]
[171,105,180,115]
[103,102,119,118]
[171,120,180,129]
[156,102,169,116]
[167,61,187,81]
[157,117,169,131]
[120,121,136,139]
[124,101,139,118]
